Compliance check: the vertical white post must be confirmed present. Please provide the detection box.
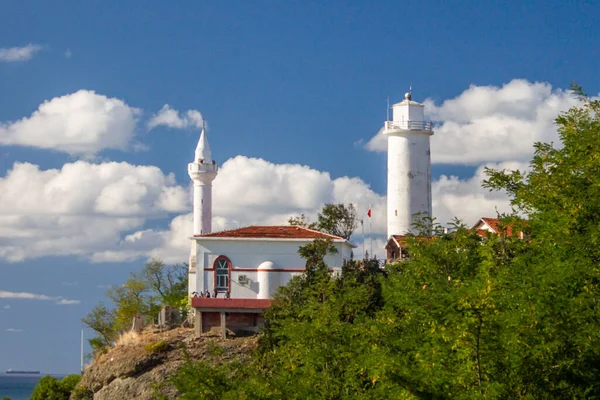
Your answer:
[80,329,84,374]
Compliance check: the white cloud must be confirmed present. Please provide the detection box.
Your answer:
[0,90,141,157]
[0,290,79,305]
[64,49,72,58]
[0,160,188,262]
[3,305,10,309]
[6,328,23,332]
[0,153,523,263]
[56,299,80,305]
[103,156,386,263]
[88,155,524,263]
[366,80,580,164]
[147,105,203,130]
[0,44,42,62]
[432,161,527,227]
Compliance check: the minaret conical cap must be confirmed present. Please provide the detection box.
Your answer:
[194,123,212,162]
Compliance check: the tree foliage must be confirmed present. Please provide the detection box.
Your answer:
[30,375,81,400]
[289,203,359,240]
[82,258,187,354]
[316,203,359,239]
[80,302,117,351]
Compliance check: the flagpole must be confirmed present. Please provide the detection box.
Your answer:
[386,97,390,121]
[361,218,365,258]
[369,204,373,259]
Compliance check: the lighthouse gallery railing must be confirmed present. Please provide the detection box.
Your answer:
[384,120,433,131]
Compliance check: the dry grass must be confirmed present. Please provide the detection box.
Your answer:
[115,331,141,347]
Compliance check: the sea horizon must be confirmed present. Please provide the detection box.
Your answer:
[0,373,70,400]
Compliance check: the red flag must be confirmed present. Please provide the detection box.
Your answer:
[367,209,372,218]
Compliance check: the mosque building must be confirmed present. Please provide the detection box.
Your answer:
[187,92,434,337]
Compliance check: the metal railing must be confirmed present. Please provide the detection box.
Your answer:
[384,120,433,132]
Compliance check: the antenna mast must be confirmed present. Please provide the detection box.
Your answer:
[386,97,390,121]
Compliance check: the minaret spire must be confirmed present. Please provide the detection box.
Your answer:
[194,120,212,163]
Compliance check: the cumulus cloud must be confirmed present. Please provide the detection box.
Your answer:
[147,105,203,130]
[0,44,42,62]
[0,161,188,262]
[118,156,519,263]
[366,80,580,164]
[100,156,386,263]
[0,153,523,263]
[0,90,141,156]
[433,161,527,227]
[0,290,79,305]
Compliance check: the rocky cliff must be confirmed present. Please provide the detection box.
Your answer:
[73,328,258,399]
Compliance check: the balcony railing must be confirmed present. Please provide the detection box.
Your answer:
[384,120,433,132]
[188,161,218,173]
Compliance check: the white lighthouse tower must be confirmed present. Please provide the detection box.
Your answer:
[384,92,433,237]
[188,122,218,295]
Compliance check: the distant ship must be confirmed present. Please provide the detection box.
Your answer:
[5,369,40,374]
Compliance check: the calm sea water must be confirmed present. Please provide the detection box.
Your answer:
[0,374,66,400]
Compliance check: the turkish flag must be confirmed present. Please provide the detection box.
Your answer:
[367,209,372,218]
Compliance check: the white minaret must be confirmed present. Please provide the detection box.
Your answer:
[384,91,434,237]
[188,122,218,235]
[188,122,217,297]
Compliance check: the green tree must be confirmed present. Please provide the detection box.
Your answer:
[107,276,155,330]
[81,302,117,351]
[288,213,317,229]
[82,258,187,354]
[30,375,81,400]
[140,258,188,309]
[289,203,359,239]
[482,84,600,397]
[316,203,359,239]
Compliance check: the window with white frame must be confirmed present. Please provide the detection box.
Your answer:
[214,256,230,292]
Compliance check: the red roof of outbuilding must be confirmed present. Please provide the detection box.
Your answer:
[473,217,525,238]
[195,225,345,240]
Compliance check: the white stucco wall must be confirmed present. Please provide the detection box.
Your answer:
[386,133,432,236]
[189,238,353,300]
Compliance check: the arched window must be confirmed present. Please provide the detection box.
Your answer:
[214,256,231,292]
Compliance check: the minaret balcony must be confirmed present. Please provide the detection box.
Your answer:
[188,161,218,174]
[384,120,433,133]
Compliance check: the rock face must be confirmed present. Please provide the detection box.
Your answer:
[74,327,257,400]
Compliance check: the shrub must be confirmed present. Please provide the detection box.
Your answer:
[71,385,93,400]
[30,374,81,400]
[144,340,170,354]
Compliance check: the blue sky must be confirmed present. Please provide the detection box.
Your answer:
[0,0,598,373]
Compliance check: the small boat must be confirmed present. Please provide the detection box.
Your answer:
[5,369,41,374]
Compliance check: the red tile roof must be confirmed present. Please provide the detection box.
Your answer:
[473,217,527,238]
[480,218,501,232]
[391,235,407,246]
[195,225,345,240]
